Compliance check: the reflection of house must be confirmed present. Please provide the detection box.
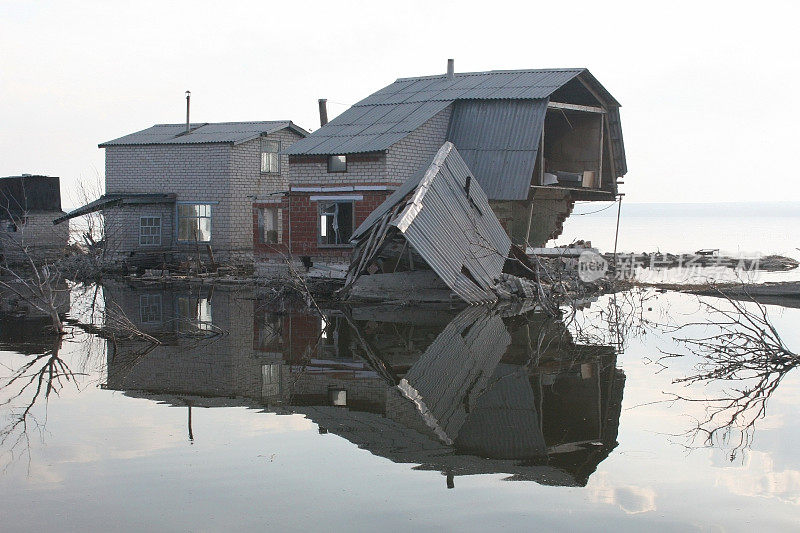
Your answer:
[0,174,69,261]
[56,120,308,265]
[281,61,627,266]
[102,283,624,487]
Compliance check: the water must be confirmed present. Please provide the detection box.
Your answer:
[557,201,800,259]
[1,277,799,531]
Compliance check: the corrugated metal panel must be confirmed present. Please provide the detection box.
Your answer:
[285,68,585,156]
[100,121,308,147]
[398,306,511,443]
[394,143,511,304]
[447,99,548,201]
[607,107,627,175]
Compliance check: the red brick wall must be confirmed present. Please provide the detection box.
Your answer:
[286,184,394,261]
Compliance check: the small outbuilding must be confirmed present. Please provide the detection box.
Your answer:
[0,174,69,261]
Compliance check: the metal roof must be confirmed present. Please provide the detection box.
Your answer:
[446,99,548,200]
[99,121,309,147]
[284,68,586,156]
[348,142,512,304]
[53,193,176,225]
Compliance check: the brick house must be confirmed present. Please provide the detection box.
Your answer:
[280,63,627,268]
[58,121,308,265]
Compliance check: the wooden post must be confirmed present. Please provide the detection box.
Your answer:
[598,115,604,189]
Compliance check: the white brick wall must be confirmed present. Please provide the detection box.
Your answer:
[104,128,304,263]
[286,105,452,188]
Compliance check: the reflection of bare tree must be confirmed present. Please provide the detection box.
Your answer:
[0,336,82,469]
[659,291,797,457]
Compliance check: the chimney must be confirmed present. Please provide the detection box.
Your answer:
[447,58,454,79]
[185,90,191,132]
[318,98,328,127]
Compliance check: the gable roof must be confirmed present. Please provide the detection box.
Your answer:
[99,121,308,147]
[284,68,594,157]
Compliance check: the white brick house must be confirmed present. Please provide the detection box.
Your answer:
[59,121,308,265]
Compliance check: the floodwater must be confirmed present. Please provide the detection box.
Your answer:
[1,281,799,532]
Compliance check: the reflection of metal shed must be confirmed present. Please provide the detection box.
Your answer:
[345,142,513,304]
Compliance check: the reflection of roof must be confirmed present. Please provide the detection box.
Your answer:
[99,121,308,147]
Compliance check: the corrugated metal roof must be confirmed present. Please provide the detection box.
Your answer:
[349,142,512,304]
[446,99,548,200]
[284,68,584,156]
[99,121,308,147]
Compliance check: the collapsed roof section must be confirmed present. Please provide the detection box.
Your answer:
[345,142,537,304]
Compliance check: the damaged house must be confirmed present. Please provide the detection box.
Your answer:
[279,62,626,272]
[56,119,308,266]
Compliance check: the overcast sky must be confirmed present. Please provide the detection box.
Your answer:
[2,0,798,207]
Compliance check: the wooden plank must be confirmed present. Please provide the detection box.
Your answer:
[547,101,605,114]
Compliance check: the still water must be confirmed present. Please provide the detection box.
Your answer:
[0,281,799,531]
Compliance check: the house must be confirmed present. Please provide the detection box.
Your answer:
[0,174,69,261]
[280,62,627,268]
[56,120,308,266]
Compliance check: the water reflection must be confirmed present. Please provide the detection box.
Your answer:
[102,282,625,487]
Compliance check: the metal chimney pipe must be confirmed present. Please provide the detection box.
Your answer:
[447,59,454,79]
[318,98,328,127]
[185,91,191,132]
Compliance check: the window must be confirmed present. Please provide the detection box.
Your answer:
[318,201,353,246]
[177,204,212,242]
[327,155,347,173]
[139,294,162,324]
[257,207,282,244]
[177,296,213,332]
[139,216,162,246]
[261,139,280,173]
[3,220,17,233]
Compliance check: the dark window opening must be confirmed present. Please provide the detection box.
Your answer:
[327,155,347,173]
[319,201,353,246]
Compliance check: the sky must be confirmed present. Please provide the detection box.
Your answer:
[1,0,799,207]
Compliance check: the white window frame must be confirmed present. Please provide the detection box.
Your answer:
[139,294,163,324]
[139,216,162,246]
[177,203,213,243]
[261,138,280,173]
[318,200,354,247]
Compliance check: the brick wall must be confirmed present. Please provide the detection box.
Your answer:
[103,128,304,264]
[386,105,452,180]
[286,187,391,261]
[0,211,69,262]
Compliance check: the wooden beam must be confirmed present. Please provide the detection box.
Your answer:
[547,101,605,114]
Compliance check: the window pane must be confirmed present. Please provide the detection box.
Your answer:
[198,217,211,242]
[178,204,196,217]
[328,155,346,172]
[178,218,195,241]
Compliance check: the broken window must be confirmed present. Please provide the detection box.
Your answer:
[261,139,280,173]
[139,216,162,246]
[257,207,282,244]
[177,204,212,243]
[318,201,353,246]
[327,155,347,173]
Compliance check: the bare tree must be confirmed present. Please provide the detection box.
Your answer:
[658,288,797,458]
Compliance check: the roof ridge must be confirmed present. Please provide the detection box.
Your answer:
[153,120,292,127]
[394,67,585,82]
